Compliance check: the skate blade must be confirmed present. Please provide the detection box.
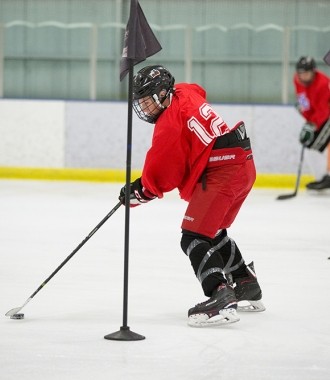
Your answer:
[188,308,240,327]
[237,300,266,312]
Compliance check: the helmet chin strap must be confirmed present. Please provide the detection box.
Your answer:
[152,89,173,110]
[152,94,166,109]
[167,93,173,107]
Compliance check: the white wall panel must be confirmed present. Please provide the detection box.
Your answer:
[65,101,153,169]
[0,99,326,176]
[214,104,327,176]
[0,100,65,167]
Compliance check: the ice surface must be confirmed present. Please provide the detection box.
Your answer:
[1,180,330,380]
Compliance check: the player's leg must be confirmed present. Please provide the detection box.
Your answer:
[213,162,265,312]
[207,159,265,311]
[181,175,241,327]
[212,229,265,312]
[180,155,263,324]
[306,120,330,190]
[180,230,239,327]
[306,142,330,190]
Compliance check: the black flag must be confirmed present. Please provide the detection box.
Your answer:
[324,50,330,66]
[120,0,162,81]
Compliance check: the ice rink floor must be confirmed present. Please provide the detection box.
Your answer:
[1,179,330,380]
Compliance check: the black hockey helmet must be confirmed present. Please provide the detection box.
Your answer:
[132,65,175,123]
[296,56,316,72]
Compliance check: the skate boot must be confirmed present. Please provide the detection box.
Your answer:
[233,262,266,312]
[306,175,330,190]
[188,283,240,327]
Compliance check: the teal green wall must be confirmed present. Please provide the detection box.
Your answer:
[0,0,329,103]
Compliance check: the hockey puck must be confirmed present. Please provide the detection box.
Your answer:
[10,313,24,320]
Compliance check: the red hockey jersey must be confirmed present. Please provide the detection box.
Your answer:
[293,70,330,130]
[141,83,232,202]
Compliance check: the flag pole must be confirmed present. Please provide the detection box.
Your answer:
[104,59,145,342]
[104,0,162,342]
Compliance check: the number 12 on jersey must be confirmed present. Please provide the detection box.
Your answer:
[187,103,230,145]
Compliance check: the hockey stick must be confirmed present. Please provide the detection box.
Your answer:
[5,201,122,317]
[277,146,305,200]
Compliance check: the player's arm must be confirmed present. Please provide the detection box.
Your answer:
[119,177,156,208]
[141,124,187,198]
[306,78,330,128]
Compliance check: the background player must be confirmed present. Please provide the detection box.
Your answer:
[294,56,330,190]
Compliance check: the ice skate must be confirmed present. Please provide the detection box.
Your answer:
[306,175,330,190]
[234,262,266,312]
[188,284,240,327]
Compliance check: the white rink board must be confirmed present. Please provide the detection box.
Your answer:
[0,99,327,176]
[0,99,65,167]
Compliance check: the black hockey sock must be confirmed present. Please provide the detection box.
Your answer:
[212,229,246,278]
[181,231,227,297]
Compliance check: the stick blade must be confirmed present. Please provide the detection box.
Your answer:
[276,193,297,200]
[5,307,23,317]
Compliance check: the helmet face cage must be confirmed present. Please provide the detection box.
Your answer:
[132,97,161,124]
[296,56,316,73]
[132,65,175,123]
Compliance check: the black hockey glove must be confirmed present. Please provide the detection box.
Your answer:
[295,102,303,114]
[299,123,315,147]
[119,177,156,208]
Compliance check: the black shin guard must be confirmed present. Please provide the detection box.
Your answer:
[181,231,226,297]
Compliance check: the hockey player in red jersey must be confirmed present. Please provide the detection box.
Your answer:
[119,65,265,327]
[293,56,330,190]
